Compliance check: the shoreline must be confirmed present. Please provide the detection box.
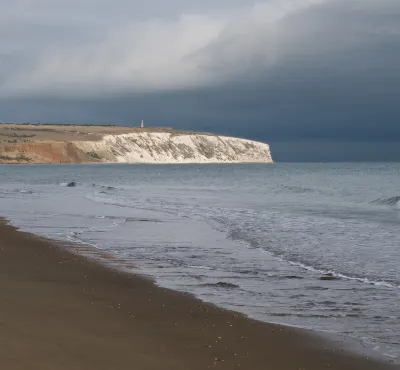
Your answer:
[0,218,397,369]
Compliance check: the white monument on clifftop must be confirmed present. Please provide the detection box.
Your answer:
[140,120,144,128]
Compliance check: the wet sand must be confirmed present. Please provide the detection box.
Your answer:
[0,219,397,370]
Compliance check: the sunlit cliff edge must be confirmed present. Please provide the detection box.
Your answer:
[0,124,273,164]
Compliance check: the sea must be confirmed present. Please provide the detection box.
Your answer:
[0,163,399,361]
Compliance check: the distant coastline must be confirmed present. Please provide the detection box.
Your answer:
[0,123,272,164]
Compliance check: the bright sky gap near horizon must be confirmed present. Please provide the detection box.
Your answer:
[0,0,399,161]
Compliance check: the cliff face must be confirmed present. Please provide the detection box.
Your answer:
[75,132,272,164]
[0,131,272,164]
[0,142,89,164]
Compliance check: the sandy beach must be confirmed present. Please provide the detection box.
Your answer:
[0,219,397,370]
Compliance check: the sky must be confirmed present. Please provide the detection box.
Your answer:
[0,0,399,161]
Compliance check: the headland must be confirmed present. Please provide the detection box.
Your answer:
[0,123,272,164]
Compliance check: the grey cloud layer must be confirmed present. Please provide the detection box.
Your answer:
[1,0,399,96]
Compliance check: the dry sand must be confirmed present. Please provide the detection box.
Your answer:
[0,219,397,370]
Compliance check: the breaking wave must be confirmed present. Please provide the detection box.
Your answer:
[285,260,399,289]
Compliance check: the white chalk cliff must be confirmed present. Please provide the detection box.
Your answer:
[0,128,272,164]
[75,132,273,164]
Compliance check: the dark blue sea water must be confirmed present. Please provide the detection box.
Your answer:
[1,163,399,360]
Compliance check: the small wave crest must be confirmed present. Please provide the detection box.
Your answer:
[124,217,162,223]
[278,185,332,196]
[189,265,213,270]
[201,282,240,289]
[281,275,304,280]
[92,184,117,191]
[280,185,316,194]
[60,182,117,191]
[60,181,77,187]
[269,312,360,319]
[371,196,400,207]
[13,189,33,194]
[286,260,398,289]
